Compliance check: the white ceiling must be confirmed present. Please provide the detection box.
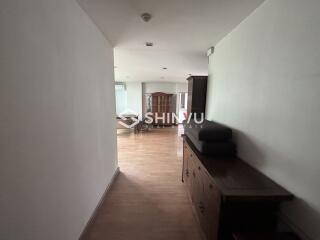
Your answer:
[78,0,264,82]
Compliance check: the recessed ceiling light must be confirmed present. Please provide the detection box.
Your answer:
[145,42,153,47]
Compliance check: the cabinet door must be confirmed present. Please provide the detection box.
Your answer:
[195,167,209,235]
[182,144,190,185]
[189,153,200,204]
[202,172,221,240]
[184,143,220,240]
[190,160,202,206]
[184,145,194,189]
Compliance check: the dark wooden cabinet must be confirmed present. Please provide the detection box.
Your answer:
[182,137,293,240]
[187,76,208,118]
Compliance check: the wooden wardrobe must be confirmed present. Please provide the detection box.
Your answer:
[150,92,176,126]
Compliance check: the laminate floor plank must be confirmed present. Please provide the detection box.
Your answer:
[81,127,202,240]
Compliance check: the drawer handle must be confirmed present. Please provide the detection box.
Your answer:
[198,166,201,170]
[190,154,193,157]
[198,201,205,214]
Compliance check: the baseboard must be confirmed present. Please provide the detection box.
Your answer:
[79,167,120,240]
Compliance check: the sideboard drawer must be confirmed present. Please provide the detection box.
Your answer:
[202,172,221,240]
[183,141,221,240]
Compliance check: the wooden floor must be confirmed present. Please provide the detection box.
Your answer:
[82,126,203,240]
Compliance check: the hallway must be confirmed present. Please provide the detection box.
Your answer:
[82,127,203,240]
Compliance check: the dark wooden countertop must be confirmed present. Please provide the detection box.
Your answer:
[184,136,293,201]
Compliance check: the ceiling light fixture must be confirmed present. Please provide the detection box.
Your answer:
[162,67,167,70]
[145,42,153,47]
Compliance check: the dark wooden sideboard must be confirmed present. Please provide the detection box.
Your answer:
[182,137,293,240]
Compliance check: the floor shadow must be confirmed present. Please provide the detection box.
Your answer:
[82,172,202,240]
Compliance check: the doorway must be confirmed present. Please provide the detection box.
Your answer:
[177,92,188,123]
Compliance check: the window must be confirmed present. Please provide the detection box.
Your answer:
[115,83,127,115]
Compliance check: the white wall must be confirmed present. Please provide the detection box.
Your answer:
[143,82,188,94]
[175,83,188,93]
[125,82,143,119]
[0,0,118,239]
[116,82,172,119]
[206,1,320,239]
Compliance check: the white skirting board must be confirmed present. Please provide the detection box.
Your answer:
[79,167,120,239]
